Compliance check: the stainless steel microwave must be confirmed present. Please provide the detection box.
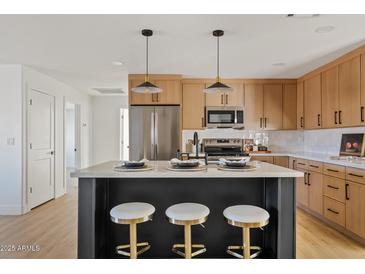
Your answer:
[205,106,244,128]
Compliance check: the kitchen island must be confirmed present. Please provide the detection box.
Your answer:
[72,161,303,259]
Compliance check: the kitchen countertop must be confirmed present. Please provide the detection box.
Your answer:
[71,160,303,178]
[251,151,365,169]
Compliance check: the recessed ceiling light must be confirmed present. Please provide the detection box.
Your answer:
[315,25,335,33]
[112,61,123,66]
[272,62,286,67]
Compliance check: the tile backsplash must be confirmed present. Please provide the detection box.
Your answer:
[182,127,365,155]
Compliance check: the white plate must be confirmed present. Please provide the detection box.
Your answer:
[113,165,153,172]
[166,165,207,172]
[216,165,257,171]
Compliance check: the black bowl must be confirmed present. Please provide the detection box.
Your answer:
[175,161,200,168]
[123,161,146,168]
[225,161,247,167]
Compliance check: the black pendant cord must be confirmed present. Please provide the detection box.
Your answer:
[217,35,220,81]
[146,35,149,81]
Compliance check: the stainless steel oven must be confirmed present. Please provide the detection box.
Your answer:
[205,106,244,128]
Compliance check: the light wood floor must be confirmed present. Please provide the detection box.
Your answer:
[1,185,365,259]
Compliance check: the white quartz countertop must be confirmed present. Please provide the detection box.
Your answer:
[251,152,365,169]
[71,161,304,179]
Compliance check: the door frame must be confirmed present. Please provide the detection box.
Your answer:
[26,87,56,211]
[63,98,81,192]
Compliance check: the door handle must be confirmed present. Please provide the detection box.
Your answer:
[361,106,364,122]
[304,172,307,185]
[264,117,267,128]
[307,172,311,186]
[300,117,304,128]
[334,111,338,125]
[260,117,263,128]
[221,94,224,105]
[225,94,228,105]
[345,183,349,200]
[317,114,321,127]
[339,110,342,124]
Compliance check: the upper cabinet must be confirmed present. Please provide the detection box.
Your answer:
[304,74,322,129]
[129,76,182,105]
[283,84,297,130]
[205,82,244,107]
[321,66,339,128]
[361,54,365,125]
[182,83,205,129]
[244,84,264,130]
[263,84,283,130]
[338,56,361,127]
[297,82,304,129]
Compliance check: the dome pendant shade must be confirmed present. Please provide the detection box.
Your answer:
[204,29,232,94]
[131,81,162,94]
[132,29,162,94]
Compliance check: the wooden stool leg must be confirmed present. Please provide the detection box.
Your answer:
[130,223,137,259]
[243,227,250,259]
[184,224,192,259]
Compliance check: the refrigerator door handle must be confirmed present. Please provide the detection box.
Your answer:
[155,111,159,159]
[151,111,155,160]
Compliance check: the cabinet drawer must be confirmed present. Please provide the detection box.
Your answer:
[306,160,323,173]
[323,175,346,203]
[295,158,307,169]
[323,196,345,227]
[346,167,365,185]
[323,163,346,179]
[274,156,289,168]
[251,156,274,164]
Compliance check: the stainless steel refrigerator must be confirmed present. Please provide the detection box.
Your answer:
[129,106,180,161]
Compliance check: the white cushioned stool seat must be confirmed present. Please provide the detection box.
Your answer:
[223,205,269,227]
[110,202,155,224]
[166,203,209,224]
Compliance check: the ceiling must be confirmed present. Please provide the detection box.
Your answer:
[1,14,365,95]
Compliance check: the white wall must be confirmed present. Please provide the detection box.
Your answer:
[0,65,23,214]
[65,107,76,168]
[91,96,128,164]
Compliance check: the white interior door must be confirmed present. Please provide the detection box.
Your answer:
[28,89,55,209]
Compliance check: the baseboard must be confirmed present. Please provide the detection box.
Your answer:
[0,205,23,215]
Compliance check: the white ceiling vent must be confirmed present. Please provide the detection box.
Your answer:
[93,88,126,95]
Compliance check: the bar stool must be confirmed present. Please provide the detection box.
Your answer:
[110,202,155,259]
[223,205,269,259]
[166,203,210,259]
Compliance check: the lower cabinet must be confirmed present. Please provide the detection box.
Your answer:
[251,156,274,164]
[273,156,289,168]
[307,171,323,215]
[296,167,309,207]
[323,196,346,227]
[345,181,365,238]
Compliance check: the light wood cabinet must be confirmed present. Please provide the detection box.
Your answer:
[205,82,244,107]
[273,156,289,168]
[182,83,205,129]
[321,66,339,128]
[154,80,182,105]
[323,175,346,203]
[295,166,309,207]
[338,56,361,127]
[360,54,365,125]
[282,84,297,130]
[263,84,283,130]
[308,171,323,215]
[324,196,346,227]
[129,79,155,105]
[244,84,264,130]
[345,181,365,238]
[251,156,274,164]
[297,82,304,129]
[304,74,322,129]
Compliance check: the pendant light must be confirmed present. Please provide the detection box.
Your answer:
[132,29,162,94]
[204,30,232,94]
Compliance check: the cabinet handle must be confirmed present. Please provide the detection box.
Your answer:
[317,114,321,127]
[361,106,364,122]
[327,208,339,215]
[326,168,339,173]
[327,185,339,190]
[264,117,267,128]
[201,117,205,128]
[348,172,363,178]
[309,164,319,168]
[304,172,307,185]
[221,94,224,105]
[297,162,306,166]
[334,111,338,125]
[225,94,228,105]
[260,118,263,128]
[345,183,349,200]
[300,117,304,128]
[338,110,342,125]
[307,172,311,186]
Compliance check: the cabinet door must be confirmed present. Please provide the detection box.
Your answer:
[321,66,339,128]
[283,84,297,130]
[225,83,244,107]
[205,83,225,106]
[263,84,283,130]
[274,156,289,168]
[304,74,322,129]
[308,171,323,215]
[297,82,304,129]
[345,181,365,238]
[361,54,365,125]
[154,80,182,105]
[296,169,309,207]
[244,84,263,129]
[339,56,361,127]
[129,79,154,105]
[182,84,205,129]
